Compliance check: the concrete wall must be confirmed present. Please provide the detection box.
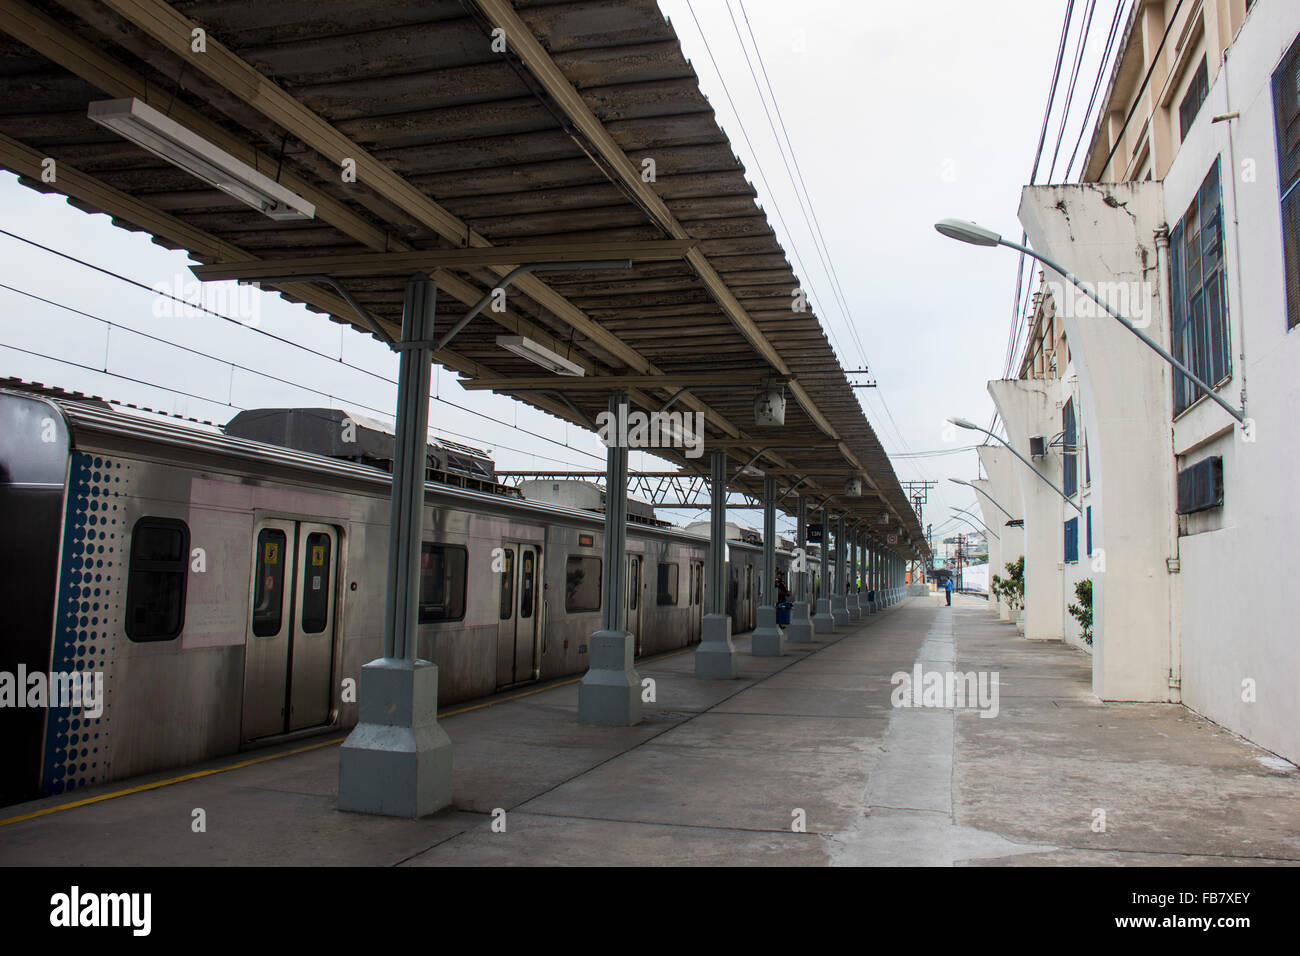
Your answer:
[1018,181,1177,700]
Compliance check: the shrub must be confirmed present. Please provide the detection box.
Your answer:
[1068,578,1093,645]
[991,556,1024,612]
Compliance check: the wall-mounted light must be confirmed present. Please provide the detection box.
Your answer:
[88,98,315,221]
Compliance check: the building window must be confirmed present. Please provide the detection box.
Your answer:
[125,516,189,641]
[418,543,467,623]
[565,555,602,613]
[1274,34,1300,330]
[1179,58,1209,142]
[657,562,679,606]
[1086,507,1093,557]
[1062,397,1078,497]
[1169,159,1231,415]
[1064,518,1079,565]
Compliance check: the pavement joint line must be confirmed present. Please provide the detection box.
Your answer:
[470,806,837,838]
[435,605,912,854]
[0,601,912,838]
[0,644,706,828]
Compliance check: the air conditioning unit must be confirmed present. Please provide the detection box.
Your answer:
[1029,435,1047,457]
[1176,456,1224,515]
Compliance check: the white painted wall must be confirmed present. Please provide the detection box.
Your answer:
[1161,0,1300,763]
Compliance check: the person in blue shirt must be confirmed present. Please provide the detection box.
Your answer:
[944,577,953,606]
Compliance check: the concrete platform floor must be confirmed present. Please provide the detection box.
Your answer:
[3,594,1298,866]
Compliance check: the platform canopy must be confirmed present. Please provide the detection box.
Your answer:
[0,0,928,560]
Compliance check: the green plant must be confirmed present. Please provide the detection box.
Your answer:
[1068,578,1093,645]
[991,556,1024,612]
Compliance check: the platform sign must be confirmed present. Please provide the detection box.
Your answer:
[807,523,823,543]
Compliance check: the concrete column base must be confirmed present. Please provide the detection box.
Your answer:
[847,594,862,621]
[751,605,784,656]
[579,630,643,725]
[785,600,813,643]
[831,595,849,627]
[812,598,835,634]
[695,613,738,679]
[338,657,453,819]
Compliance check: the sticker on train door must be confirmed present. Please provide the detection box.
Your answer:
[264,541,279,564]
[312,545,324,566]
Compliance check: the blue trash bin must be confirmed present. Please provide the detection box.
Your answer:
[776,602,793,626]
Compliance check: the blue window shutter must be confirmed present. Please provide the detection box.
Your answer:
[1064,518,1079,564]
[1086,507,1092,556]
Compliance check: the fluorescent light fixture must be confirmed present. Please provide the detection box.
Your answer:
[495,336,585,377]
[934,218,1001,247]
[87,98,315,221]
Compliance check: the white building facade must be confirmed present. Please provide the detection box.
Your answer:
[989,0,1300,763]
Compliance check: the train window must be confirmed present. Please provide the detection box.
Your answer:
[498,548,515,620]
[300,532,332,634]
[628,558,639,611]
[657,562,679,606]
[565,555,601,612]
[419,543,467,623]
[520,551,535,619]
[252,529,287,637]
[125,516,190,642]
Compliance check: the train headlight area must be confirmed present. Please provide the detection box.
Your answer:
[0,0,927,818]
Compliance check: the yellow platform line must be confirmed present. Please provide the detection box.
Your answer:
[0,645,694,827]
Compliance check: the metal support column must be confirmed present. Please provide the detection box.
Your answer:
[579,391,642,724]
[787,494,813,642]
[846,527,862,622]
[696,450,738,678]
[831,514,849,626]
[751,475,784,656]
[339,277,452,818]
[813,510,835,634]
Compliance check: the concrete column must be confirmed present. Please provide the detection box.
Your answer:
[786,494,813,643]
[831,514,849,625]
[1019,182,1176,701]
[972,477,1002,613]
[751,475,784,656]
[578,392,642,725]
[812,510,835,633]
[978,446,1025,623]
[339,277,452,818]
[696,450,738,678]
[988,379,1064,641]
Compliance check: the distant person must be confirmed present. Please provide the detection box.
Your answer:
[944,578,953,606]
[775,570,790,604]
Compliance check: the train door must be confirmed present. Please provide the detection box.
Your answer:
[242,519,339,742]
[496,543,540,689]
[689,559,704,641]
[626,554,643,655]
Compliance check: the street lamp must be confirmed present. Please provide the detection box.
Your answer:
[935,218,1246,424]
[948,477,1015,520]
[948,417,1083,515]
[951,506,999,539]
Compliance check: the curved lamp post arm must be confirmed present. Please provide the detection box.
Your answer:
[951,419,1084,515]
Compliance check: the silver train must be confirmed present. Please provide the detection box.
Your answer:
[0,389,820,808]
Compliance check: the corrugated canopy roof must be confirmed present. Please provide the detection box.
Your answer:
[0,0,927,558]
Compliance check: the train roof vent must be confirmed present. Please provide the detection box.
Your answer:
[223,408,501,490]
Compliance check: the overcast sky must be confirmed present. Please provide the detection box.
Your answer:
[0,0,1119,554]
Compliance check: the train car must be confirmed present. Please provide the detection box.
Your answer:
[0,390,725,808]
